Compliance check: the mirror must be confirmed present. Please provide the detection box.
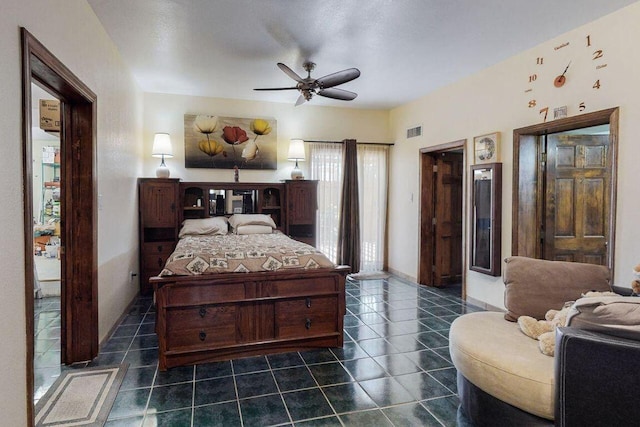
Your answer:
[208,189,257,215]
[470,162,502,276]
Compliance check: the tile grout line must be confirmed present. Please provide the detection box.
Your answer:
[265,354,295,425]
[230,359,245,427]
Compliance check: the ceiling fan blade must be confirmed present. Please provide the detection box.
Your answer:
[295,93,307,106]
[277,63,304,82]
[317,88,357,101]
[254,87,298,91]
[316,68,360,89]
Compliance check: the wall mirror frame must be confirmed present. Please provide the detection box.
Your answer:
[470,162,502,276]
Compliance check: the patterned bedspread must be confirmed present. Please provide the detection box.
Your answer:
[159,232,335,276]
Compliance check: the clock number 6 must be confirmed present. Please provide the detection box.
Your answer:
[539,107,549,122]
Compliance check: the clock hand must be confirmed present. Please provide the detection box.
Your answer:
[554,61,572,88]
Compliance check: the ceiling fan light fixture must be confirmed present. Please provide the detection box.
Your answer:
[254,61,360,106]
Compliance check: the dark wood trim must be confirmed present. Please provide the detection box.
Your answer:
[469,163,502,277]
[22,28,98,424]
[418,140,466,297]
[20,29,35,426]
[512,108,619,278]
[418,154,435,286]
[419,139,465,153]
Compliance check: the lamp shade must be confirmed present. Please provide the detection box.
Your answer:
[287,139,305,161]
[152,133,174,158]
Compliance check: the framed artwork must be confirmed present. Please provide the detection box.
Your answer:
[184,114,277,170]
[474,132,500,164]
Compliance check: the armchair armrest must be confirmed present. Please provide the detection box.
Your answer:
[555,327,640,426]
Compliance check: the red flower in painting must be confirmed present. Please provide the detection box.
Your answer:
[222,126,249,145]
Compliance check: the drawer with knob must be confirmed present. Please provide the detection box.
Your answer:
[275,296,338,338]
[143,241,175,256]
[166,303,237,330]
[166,304,238,350]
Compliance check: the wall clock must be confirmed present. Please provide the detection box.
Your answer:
[474,132,500,164]
[524,33,608,122]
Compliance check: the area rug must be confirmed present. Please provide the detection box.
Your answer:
[349,271,391,280]
[34,364,128,427]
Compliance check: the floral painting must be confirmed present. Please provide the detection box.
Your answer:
[184,114,277,169]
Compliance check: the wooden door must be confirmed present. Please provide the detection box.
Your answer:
[287,181,317,224]
[433,152,464,285]
[141,181,178,227]
[544,134,611,264]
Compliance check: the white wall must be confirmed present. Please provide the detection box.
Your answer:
[0,0,143,423]
[143,93,391,181]
[388,2,640,309]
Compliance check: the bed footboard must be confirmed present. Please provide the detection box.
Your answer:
[150,266,350,370]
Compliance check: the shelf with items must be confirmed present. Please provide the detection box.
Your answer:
[179,182,285,230]
[260,186,283,229]
[41,161,61,224]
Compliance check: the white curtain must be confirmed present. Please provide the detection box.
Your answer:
[309,143,344,263]
[357,144,389,272]
[310,142,389,272]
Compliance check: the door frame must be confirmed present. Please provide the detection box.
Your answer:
[512,108,618,274]
[418,139,467,295]
[21,28,98,422]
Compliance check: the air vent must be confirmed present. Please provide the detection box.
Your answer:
[406,126,422,139]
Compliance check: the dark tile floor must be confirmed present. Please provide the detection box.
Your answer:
[35,276,481,426]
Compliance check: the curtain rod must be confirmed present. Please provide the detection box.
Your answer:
[304,140,395,147]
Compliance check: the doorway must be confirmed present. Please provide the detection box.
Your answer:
[418,140,465,295]
[31,83,63,403]
[512,108,618,273]
[22,28,98,421]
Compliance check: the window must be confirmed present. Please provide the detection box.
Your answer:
[310,142,389,271]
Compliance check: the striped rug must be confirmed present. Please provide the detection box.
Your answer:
[35,364,128,427]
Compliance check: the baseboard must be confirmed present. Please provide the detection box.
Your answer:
[465,295,504,312]
[100,293,141,350]
[387,267,417,283]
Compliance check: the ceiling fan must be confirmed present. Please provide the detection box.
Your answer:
[254,61,360,106]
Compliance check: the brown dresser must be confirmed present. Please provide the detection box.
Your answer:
[152,268,347,370]
[285,180,318,246]
[138,178,180,295]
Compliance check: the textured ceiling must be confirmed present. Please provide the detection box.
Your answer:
[88,0,637,109]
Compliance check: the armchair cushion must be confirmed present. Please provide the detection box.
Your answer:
[503,257,610,321]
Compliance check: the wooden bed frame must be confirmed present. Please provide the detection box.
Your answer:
[151,265,349,370]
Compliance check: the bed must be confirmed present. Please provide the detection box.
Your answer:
[150,215,349,370]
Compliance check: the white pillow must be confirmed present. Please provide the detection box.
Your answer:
[235,224,273,235]
[228,214,276,229]
[179,217,228,238]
